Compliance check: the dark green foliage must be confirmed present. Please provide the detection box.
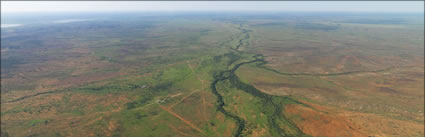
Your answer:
[134,112,148,120]
[229,74,308,137]
[76,83,142,93]
[1,131,10,137]
[126,93,153,110]
[225,52,242,66]
[3,12,419,137]
[149,82,172,91]
[209,24,311,136]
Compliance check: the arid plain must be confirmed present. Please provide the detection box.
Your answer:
[1,12,424,137]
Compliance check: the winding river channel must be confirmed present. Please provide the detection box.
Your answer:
[210,24,307,137]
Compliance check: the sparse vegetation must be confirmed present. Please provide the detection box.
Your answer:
[1,12,423,137]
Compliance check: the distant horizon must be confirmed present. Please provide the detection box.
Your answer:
[2,10,425,13]
[2,1,424,13]
[2,10,424,16]
[2,10,423,25]
[2,10,423,26]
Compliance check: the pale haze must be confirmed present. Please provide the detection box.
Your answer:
[1,1,424,13]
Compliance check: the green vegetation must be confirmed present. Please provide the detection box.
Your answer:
[1,12,423,137]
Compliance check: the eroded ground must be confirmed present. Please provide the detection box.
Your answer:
[1,12,424,137]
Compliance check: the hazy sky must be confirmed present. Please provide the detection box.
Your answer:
[1,1,424,13]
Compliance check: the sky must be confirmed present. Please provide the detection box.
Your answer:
[1,1,424,13]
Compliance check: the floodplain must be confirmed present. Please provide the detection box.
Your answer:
[1,12,424,137]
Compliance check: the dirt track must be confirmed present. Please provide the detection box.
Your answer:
[160,105,205,135]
